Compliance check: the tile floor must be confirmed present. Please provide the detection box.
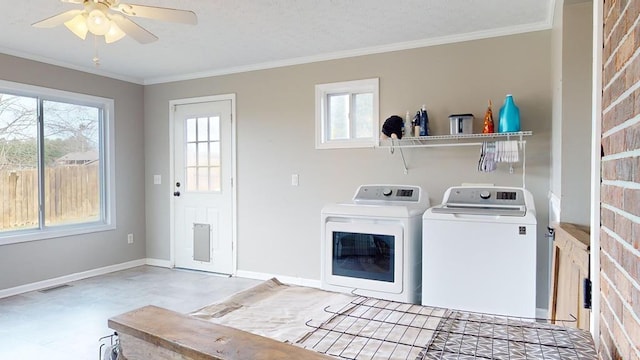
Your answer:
[0,265,261,360]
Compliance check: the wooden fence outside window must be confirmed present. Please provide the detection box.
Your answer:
[0,164,99,231]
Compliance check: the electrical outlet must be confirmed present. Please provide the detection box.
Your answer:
[127,233,133,244]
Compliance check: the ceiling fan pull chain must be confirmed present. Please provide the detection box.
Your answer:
[93,34,101,67]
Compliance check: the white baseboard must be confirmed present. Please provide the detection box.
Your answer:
[235,270,321,288]
[0,258,146,299]
[145,258,173,268]
[536,307,549,319]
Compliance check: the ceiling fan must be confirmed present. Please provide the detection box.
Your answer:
[32,0,197,44]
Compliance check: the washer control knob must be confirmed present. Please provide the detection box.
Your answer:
[382,188,393,196]
[480,190,491,199]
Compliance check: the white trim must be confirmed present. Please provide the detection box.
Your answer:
[2,16,554,86]
[231,99,238,276]
[590,0,603,348]
[536,307,549,319]
[0,259,145,299]
[0,79,117,246]
[144,23,552,85]
[168,94,237,275]
[0,46,145,85]
[315,78,379,149]
[2,22,553,86]
[236,270,321,288]
[145,258,173,268]
[548,191,561,224]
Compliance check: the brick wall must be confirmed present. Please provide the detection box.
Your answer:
[600,0,640,359]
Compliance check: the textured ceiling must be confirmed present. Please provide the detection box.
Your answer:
[0,0,555,84]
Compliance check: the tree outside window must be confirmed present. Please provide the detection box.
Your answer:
[0,92,104,234]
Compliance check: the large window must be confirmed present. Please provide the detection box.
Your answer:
[315,78,379,149]
[0,80,115,244]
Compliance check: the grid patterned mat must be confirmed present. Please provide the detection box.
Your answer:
[422,311,597,360]
[297,297,597,360]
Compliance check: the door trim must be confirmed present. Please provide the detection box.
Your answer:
[589,0,602,349]
[168,94,237,275]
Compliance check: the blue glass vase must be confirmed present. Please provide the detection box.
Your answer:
[498,94,520,133]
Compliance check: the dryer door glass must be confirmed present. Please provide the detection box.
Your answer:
[332,231,394,282]
[323,221,404,295]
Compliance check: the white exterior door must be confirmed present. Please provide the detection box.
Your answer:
[172,98,234,274]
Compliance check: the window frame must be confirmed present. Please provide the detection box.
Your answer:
[315,78,379,149]
[0,79,116,245]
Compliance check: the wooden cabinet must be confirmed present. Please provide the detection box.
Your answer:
[548,223,591,330]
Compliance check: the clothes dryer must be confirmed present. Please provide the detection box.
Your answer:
[321,185,429,304]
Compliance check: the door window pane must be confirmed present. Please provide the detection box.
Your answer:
[209,116,220,141]
[197,117,208,142]
[197,143,208,166]
[186,118,197,142]
[0,94,39,232]
[210,142,220,167]
[186,167,197,191]
[43,100,101,226]
[184,115,221,192]
[186,143,197,166]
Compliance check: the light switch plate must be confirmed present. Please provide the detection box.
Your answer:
[291,174,299,186]
[153,175,161,185]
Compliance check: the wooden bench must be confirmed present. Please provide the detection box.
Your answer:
[108,305,333,360]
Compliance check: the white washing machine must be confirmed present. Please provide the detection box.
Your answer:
[422,186,537,318]
[321,184,430,304]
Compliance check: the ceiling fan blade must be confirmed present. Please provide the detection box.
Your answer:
[32,9,83,28]
[109,14,158,44]
[113,3,197,24]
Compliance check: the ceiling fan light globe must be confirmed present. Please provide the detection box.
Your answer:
[105,22,126,43]
[64,13,88,40]
[87,9,111,36]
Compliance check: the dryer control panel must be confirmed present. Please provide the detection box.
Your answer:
[353,185,421,203]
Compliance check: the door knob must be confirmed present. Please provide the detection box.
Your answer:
[173,191,181,197]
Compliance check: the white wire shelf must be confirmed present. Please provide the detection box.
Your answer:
[377,131,532,148]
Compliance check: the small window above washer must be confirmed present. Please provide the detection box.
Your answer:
[315,78,379,149]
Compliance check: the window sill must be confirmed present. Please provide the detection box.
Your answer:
[0,222,117,246]
[316,139,378,150]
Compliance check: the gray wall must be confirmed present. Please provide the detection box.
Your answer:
[145,31,553,308]
[560,2,593,226]
[550,1,593,226]
[0,54,146,290]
